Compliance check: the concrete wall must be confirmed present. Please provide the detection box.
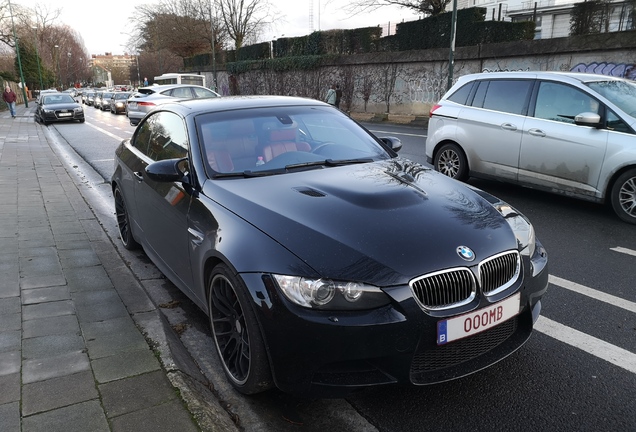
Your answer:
[191,31,636,116]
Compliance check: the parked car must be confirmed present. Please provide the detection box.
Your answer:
[426,71,636,224]
[62,88,78,98]
[35,92,85,125]
[36,89,59,103]
[112,95,548,397]
[98,92,114,110]
[93,92,104,109]
[126,84,219,126]
[84,91,96,106]
[109,92,131,114]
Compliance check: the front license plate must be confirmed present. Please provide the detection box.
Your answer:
[58,113,72,117]
[437,292,520,345]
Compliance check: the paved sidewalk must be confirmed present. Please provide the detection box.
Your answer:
[0,103,211,431]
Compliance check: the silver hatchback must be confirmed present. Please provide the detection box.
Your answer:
[426,71,636,224]
[126,84,220,125]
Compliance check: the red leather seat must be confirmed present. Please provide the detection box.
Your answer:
[261,128,311,162]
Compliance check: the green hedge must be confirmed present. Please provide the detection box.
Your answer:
[186,7,534,72]
[395,7,534,50]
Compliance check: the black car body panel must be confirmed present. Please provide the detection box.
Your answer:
[111,96,548,397]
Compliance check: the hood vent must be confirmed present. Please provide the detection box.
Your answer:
[293,187,326,198]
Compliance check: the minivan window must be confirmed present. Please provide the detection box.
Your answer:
[534,82,598,124]
[607,109,633,134]
[447,82,474,105]
[481,80,532,115]
[587,80,636,116]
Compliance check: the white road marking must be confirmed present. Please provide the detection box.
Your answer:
[85,121,127,141]
[549,275,636,313]
[611,247,636,257]
[534,316,636,374]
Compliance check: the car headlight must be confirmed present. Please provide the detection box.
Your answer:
[43,109,53,114]
[74,107,83,113]
[273,275,391,310]
[494,203,536,257]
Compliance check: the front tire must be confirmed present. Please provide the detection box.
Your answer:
[610,168,636,224]
[208,264,272,394]
[433,143,469,182]
[114,185,139,249]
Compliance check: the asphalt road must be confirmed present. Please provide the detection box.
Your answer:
[47,105,636,431]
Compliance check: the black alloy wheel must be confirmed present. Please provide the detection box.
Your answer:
[433,143,469,182]
[208,264,272,394]
[113,185,139,249]
[610,168,636,224]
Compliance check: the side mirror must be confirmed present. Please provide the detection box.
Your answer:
[574,112,602,127]
[379,136,403,153]
[145,158,187,183]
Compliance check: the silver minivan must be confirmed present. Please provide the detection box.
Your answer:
[426,71,636,224]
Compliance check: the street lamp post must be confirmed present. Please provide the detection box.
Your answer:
[67,52,71,88]
[32,27,44,91]
[54,45,61,89]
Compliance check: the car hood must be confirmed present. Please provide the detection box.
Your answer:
[206,158,519,285]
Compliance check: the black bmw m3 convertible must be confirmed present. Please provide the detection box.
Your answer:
[111,95,548,397]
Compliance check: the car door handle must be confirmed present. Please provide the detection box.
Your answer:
[501,123,517,131]
[133,171,143,181]
[528,128,546,137]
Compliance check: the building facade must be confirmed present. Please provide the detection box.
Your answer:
[454,0,634,39]
[89,53,137,87]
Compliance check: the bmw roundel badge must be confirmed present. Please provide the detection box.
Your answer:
[457,246,475,261]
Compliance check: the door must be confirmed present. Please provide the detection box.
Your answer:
[519,81,608,198]
[458,79,533,181]
[133,111,196,293]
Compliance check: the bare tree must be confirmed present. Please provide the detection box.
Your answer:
[217,0,275,52]
[375,62,401,113]
[358,71,375,112]
[343,0,450,18]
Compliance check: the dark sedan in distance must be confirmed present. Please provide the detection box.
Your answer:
[35,93,85,125]
[111,96,549,397]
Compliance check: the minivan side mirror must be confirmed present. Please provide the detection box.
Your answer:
[574,112,602,127]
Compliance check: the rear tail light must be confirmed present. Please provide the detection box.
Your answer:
[137,102,156,107]
[429,104,442,117]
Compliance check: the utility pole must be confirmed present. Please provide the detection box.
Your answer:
[210,0,217,91]
[447,0,458,90]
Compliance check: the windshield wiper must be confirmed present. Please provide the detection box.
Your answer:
[285,158,373,170]
[212,169,283,178]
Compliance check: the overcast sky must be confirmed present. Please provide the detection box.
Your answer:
[15,0,420,55]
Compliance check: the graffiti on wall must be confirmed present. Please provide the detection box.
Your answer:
[570,62,636,80]
[405,76,447,105]
[482,67,531,73]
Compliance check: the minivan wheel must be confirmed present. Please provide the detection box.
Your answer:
[208,264,273,395]
[610,168,636,224]
[433,143,469,182]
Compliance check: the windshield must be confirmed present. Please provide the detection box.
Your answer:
[43,95,76,104]
[197,106,392,176]
[587,80,636,116]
